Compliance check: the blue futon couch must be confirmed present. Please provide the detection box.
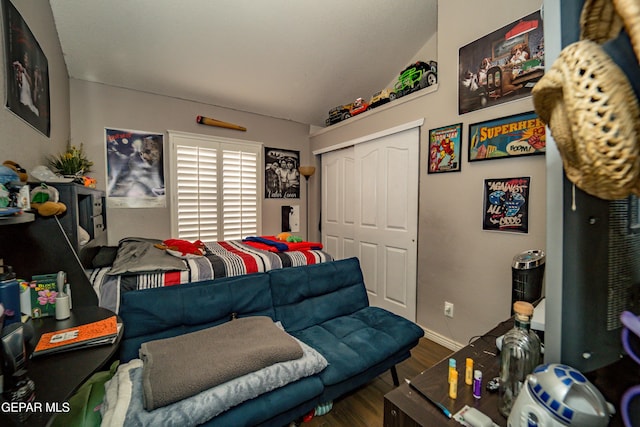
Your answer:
[118,257,424,426]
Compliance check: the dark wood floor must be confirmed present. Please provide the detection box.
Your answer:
[303,337,453,427]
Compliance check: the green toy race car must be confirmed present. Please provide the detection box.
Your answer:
[394,60,437,98]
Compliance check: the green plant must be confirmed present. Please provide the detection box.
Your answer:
[48,143,93,176]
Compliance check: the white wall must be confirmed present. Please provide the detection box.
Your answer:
[69,79,313,244]
[310,0,546,348]
[0,1,69,171]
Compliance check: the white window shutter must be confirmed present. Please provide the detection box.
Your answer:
[170,131,262,242]
[222,149,258,240]
[175,145,218,241]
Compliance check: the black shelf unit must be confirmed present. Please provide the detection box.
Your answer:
[0,183,107,307]
[40,183,107,254]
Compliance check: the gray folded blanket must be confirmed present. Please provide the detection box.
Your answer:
[139,316,304,410]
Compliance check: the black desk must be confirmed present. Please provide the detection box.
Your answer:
[0,307,122,426]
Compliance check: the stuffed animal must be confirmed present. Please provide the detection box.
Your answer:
[276,232,291,241]
[276,232,303,243]
[2,161,27,182]
[0,184,9,208]
[155,239,206,257]
[0,165,18,185]
[30,184,67,216]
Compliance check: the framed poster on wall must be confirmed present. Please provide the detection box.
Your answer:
[428,123,462,174]
[265,147,300,199]
[458,10,544,114]
[2,0,50,136]
[105,128,165,208]
[482,177,530,233]
[468,111,545,161]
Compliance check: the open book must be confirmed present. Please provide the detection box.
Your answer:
[32,316,120,358]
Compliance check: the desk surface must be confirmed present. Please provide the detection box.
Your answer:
[385,320,511,427]
[0,306,122,427]
[385,320,637,427]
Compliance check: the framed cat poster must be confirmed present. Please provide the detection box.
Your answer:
[105,128,165,208]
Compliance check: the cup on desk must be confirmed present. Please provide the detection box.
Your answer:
[55,295,71,320]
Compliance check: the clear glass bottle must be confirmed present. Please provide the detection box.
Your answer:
[498,301,541,418]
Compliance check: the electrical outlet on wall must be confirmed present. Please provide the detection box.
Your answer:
[444,301,454,318]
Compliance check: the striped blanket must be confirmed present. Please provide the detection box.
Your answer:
[88,240,333,313]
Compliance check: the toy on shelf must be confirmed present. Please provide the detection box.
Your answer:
[2,161,27,182]
[325,102,354,126]
[394,60,438,99]
[30,184,67,217]
[349,97,370,117]
[369,88,397,109]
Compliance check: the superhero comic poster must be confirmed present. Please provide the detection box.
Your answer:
[482,177,530,233]
[428,123,462,174]
[468,111,545,161]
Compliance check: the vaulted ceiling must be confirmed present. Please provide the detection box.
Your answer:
[49,0,437,127]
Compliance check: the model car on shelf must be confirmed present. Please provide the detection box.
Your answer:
[325,102,354,126]
[349,98,371,117]
[369,88,397,109]
[394,60,438,98]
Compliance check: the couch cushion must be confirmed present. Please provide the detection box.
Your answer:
[291,306,424,386]
[119,273,275,361]
[270,257,369,331]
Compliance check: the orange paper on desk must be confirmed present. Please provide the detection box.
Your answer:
[33,316,118,357]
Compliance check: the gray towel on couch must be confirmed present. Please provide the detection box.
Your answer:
[139,316,304,410]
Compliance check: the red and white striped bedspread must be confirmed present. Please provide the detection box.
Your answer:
[88,240,333,313]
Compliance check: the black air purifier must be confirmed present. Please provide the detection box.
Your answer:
[511,249,546,310]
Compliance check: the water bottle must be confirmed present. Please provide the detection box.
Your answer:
[498,301,541,417]
[0,266,20,327]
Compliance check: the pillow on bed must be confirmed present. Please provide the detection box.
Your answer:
[92,246,119,268]
[108,237,188,275]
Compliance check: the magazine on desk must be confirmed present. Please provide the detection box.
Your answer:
[31,316,121,358]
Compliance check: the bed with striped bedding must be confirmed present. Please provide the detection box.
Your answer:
[88,239,333,313]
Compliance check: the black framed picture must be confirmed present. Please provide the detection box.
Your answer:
[2,0,50,136]
[482,177,530,233]
[468,111,545,161]
[105,128,165,208]
[264,147,300,199]
[458,10,544,115]
[428,123,462,174]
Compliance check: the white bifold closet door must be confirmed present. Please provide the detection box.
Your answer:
[321,126,419,321]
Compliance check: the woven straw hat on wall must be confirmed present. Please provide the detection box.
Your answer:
[532,0,640,200]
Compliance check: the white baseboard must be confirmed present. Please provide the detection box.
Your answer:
[421,326,465,352]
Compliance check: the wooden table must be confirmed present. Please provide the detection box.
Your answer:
[384,319,637,427]
[0,306,122,426]
[384,320,511,427]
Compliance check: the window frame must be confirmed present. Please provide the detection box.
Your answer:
[168,130,262,241]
